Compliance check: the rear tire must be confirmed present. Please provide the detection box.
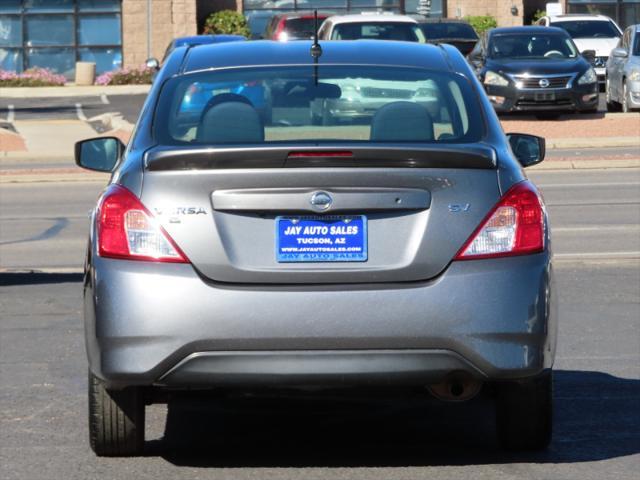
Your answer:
[88,371,145,456]
[495,370,553,451]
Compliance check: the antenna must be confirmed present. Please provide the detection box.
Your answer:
[310,10,322,85]
[310,10,323,59]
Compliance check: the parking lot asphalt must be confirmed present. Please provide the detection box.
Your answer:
[0,168,639,480]
[0,94,146,125]
[1,258,638,479]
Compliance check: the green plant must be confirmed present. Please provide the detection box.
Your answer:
[465,15,498,35]
[203,10,250,37]
[532,10,546,24]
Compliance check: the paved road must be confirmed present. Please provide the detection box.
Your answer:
[0,169,639,479]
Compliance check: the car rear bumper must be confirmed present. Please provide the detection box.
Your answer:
[85,253,556,389]
[486,83,599,112]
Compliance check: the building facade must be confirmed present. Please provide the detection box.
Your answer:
[0,0,638,78]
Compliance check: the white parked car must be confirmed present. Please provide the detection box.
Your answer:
[317,13,426,42]
[536,14,623,83]
[314,14,433,125]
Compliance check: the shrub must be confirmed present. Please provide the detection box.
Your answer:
[532,10,546,24]
[465,15,498,35]
[95,66,153,86]
[203,10,250,37]
[0,68,66,87]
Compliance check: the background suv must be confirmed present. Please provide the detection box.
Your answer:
[537,14,623,84]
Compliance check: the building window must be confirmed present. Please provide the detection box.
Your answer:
[568,0,640,29]
[0,0,122,78]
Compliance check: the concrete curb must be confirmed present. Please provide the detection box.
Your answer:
[0,84,151,98]
[547,137,640,149]
[529,158,640,170]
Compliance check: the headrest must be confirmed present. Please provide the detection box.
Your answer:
[370,101,434,142]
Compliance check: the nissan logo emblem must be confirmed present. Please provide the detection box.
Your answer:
[538,78,550,88]
[310,191,332,211]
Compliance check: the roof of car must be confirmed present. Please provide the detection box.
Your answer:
[545,14,613,22]
[173,34,246,48]
[326,13,418,25]
[414,17,472,24]
[273,11,332,20]
[183,40,452,74]
[489,26,568,36]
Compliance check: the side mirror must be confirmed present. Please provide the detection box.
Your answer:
[506,133,545,167]
[75,137,125,173]
[581,49,596,63]
[145,57,160,71]
[611,47,628,59]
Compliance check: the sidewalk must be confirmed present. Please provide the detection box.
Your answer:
[0,84,151,99]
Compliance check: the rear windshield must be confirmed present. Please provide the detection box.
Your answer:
[153,65,484,146]
[551,20,620,39]
[331,22,426,42]
[489,33,578,59]
[420,23,478,40]
[634,32,640,56]
[283,17,325,39]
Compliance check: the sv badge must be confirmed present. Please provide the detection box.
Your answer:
[448,204,471,213]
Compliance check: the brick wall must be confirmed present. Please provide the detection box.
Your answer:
[122,0,198,68]
[446,0,525,27]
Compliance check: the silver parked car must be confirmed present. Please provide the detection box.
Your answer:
[606,24,640,112]
[76,40,556,456]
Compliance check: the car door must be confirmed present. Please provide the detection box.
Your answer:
[612,29,631,100]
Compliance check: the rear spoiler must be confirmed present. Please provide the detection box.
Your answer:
[145,144,497,171]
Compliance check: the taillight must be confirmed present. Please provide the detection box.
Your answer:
[97,185,189,263]
[454,181,545,260]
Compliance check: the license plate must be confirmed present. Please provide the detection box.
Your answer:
[276,215,367,263]
[534,92,555,101]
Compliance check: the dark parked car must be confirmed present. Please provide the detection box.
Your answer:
[417,18,479,56]
[469,26,599,116]
[264,11,331,41]
[76,40,555,457]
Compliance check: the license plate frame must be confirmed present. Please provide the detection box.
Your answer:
[276,215,368,263]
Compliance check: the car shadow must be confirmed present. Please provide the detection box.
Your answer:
[146,370,639,467]
[0,271,83,286]
[498,111,606,121]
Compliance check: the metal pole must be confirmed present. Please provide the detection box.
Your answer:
[147,0,152,59]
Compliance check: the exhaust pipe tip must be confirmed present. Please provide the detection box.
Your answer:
[428,373,482,402]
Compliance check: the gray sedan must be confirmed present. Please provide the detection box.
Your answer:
[76,40,556,457]
[606,24,640,112]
